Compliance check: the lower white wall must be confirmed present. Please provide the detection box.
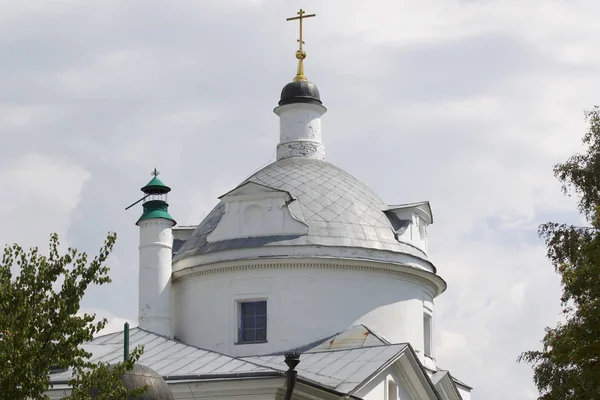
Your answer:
[173,261,434,357]
[46,377,285,400]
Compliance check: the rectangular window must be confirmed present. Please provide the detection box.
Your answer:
[238,301,267,343]
[424,313,432,357]
[388,380,398,400]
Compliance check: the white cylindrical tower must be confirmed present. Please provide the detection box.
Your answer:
[136,168,176,338]
[274,46,327,161]
[274,99,327,160]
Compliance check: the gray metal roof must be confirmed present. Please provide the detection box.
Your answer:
[174,157,427,263]
[48,328,411,396]
[48,328,274,383]
[307,325,390,352]
[243,344,409,394]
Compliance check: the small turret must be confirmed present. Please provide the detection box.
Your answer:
[275,8,327,161]
[137,168,176,225]
[136,168,176,338]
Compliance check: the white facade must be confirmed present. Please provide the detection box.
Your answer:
[172,259,438,361]
[138,218,175,338]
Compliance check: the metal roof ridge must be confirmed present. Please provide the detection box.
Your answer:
[302,342,408,355]
[356,324,392,345]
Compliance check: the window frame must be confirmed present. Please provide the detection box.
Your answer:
[423,311,433,357]
[236,299,268,345]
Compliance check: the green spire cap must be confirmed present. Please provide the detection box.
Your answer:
[141,168,171,194]
[136,168,176,225]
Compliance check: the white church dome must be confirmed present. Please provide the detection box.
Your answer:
[173,40,436,274]
[173,156,432,268]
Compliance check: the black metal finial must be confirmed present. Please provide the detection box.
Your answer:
[284,352,301,370]
[151,168,160,177]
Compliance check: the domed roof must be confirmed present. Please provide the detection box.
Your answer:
[279,80,322,106]
[91,364,174,400]
[173,158,427,264]
[121,364,173,400]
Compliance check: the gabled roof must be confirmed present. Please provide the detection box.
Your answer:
[243,344,409,394]
[49,328,410,396]
[48,327,466,400]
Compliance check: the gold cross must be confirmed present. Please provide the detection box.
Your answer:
[286,8,316,51]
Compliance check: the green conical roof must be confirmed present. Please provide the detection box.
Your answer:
[141,176,171,194]
[136,200,176,225]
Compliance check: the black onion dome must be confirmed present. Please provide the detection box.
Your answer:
[91,364,174,400]
[279,80,322,106]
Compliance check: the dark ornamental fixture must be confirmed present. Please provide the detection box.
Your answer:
[284,352,301,400]
[119,364,174,400]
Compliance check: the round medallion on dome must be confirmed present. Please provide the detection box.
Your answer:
[279,80,322,106]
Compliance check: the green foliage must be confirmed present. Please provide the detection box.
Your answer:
[519,106,600,399]
[0,232,146,399]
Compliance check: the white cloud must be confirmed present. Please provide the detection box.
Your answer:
[80,307,137,336]
[0,153,90,248]
[437,330,468,358]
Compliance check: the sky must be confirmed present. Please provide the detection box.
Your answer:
[1,0,598,398]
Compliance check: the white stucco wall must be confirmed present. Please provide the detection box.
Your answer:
[172,260,436,358]
[138,218,175,338]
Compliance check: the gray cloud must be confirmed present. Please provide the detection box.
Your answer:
[1,1,598,399]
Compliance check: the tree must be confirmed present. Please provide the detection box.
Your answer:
[0,232,146,399]
[519,106,600,399]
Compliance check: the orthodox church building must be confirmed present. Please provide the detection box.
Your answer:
[48,10,472,400]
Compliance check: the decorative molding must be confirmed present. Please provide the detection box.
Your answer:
[173,260,442,294]
[139,219,174,228]
[393,361,421,400]
[172,244,437,277]
[139,242,173,250]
